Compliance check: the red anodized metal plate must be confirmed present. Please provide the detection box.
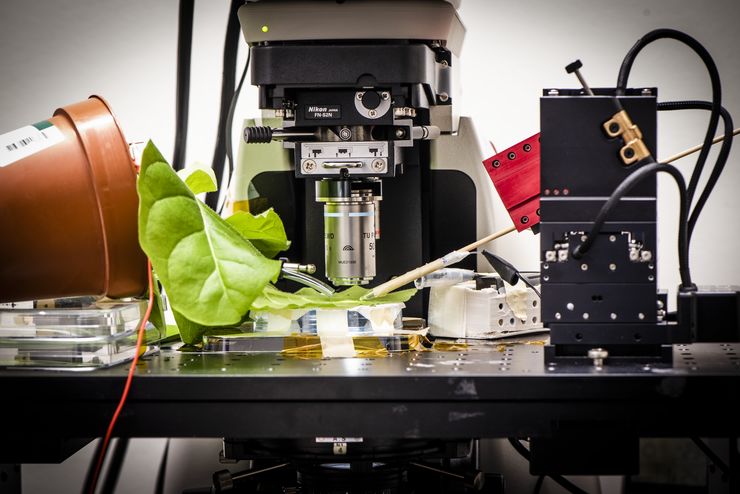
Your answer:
[482,133,541,232]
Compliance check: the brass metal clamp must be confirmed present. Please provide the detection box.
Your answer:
[603,110,652,165]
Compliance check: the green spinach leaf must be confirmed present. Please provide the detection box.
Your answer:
[176,165,218,195]
[251,285,417,311]
[137,141,282,329]
[226,209,291,258]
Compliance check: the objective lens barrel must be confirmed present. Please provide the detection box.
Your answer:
[324,199,376,285]
[316,179,382,286]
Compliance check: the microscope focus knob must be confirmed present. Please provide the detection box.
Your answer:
[361,90,381,110]
[243,126,273,143]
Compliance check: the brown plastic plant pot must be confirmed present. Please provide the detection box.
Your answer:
[0,95,148,303]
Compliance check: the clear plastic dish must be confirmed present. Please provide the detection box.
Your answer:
[0,300,160,369]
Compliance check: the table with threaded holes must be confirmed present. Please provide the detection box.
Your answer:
[1,341,739,463]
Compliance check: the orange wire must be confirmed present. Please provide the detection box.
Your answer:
[88,258,154,494]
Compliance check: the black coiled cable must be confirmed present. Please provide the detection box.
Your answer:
[657,100,734,244]
[616,29,722,210]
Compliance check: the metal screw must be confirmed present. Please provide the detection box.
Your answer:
[492,160,501,168]
[610,313,618,320]
[583,313,590,320]
[438,92,449,102]
[356,92,364,100]
[566,302,575,311]
[381,92,390,100]
[302,160,316,173]
[548,89,559,96]
[609,263,617,271]
[368,109,377,117]
[523,143,532,152]
[581,263,589,271]
[638,312,645,320]
[555,312,562,320]
[395,128,406,139]
[521,216,529,224]
[339,127,352,140]
[371,159,386,172]
[508,152,517,160]
[641,250,653,262]
[609,235,617,242]
[588,348,608,369]
[641,88,652,96]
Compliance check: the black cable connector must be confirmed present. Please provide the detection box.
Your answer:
[482,250,541,298]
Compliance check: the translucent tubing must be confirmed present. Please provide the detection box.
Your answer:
[414,268,476,289]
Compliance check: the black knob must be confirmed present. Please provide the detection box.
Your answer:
[244,126,273,143]
[565,59,583,74]
[361,91,381,110]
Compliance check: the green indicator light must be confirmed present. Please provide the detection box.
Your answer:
[261,25,269,33]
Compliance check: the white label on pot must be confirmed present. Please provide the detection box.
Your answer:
[0,123,64,169]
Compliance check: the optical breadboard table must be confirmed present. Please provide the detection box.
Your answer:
[1,340,739,462]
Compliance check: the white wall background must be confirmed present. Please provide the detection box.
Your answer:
[1,1,739,492]
[1,0,738,305]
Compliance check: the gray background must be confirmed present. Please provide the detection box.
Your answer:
[1,0,738,492]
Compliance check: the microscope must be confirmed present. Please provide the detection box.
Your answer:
[234,0,497,315]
